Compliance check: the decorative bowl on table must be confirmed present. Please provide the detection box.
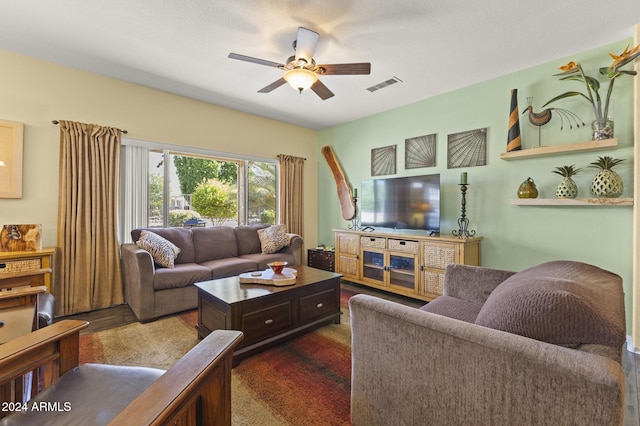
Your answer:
[267,261,288,275]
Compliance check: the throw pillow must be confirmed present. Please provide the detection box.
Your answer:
[136,230,181,268]
[257,224,291,254]
[474,261,625,347]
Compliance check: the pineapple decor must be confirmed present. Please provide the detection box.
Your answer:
[552,165,582,198]
[589,156,624,198]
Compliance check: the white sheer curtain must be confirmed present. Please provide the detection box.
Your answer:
[119,144,148,243]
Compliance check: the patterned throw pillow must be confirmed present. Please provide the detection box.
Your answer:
[136,230,181,268]
[257,224,291,254]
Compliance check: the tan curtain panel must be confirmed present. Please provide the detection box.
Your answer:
[55,120,124,316]
[278,154,305,236]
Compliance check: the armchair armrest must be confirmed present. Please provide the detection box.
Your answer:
[1,321,243,425]
[443,264,515,304]
[349,294,625,426]
[110,329,243,425]
[0,319,89,405]
[0,285,46,303]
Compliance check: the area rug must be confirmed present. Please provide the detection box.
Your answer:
[79,288,359,425]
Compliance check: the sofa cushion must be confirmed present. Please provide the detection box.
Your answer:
[192,226,238,263]
[239,252,297,270]
[234,224,270,255]
[257,224,290,254]
[475,260,625,347]
[199,257,258,278]
[420,295,483,323]
[132,227,195,264]
[136,230,181,268]
[153,263,212,291]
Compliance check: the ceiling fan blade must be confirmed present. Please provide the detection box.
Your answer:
[258,77,287,93]
[311,79,334,100]
[294,27,319,63]
[318,63,371,75]
[228,53,283,68]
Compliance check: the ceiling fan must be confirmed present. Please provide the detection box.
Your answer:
[228,27,371,100]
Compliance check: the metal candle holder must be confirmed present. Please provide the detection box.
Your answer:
[452,184,476,238]
[349,197,362,230]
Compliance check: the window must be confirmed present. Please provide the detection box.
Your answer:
[120,141,278,240]
[248,161,277,224]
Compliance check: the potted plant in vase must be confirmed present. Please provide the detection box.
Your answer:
[552,165,582,199]
[589,156,624,198]
[543,44,640,140]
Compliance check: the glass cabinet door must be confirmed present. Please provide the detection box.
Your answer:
[388,252,417,291]
[362,250,385,284]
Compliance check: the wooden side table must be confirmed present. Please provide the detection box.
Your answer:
[0,247,55,293]
[307,249,335,272]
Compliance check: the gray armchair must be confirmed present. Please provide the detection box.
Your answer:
[349,261,626,425]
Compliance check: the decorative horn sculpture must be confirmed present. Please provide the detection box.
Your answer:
[321,146,356,220]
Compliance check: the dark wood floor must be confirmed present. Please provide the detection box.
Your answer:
[60,281,640,425]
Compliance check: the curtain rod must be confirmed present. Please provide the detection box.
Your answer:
[52,120,128,134]
[277,154,307,160]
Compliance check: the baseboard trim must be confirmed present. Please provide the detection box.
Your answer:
[626,335,640,354]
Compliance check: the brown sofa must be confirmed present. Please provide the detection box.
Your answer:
[350,260,626,425]
[121,224,303,322]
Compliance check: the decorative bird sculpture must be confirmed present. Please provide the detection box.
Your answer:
[522,97,584,130]
[522,97,585,147]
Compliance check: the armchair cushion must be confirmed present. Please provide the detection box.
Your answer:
[420,295,482,323]
[135,230,180,268]
[475,260,625,347]
[37,292,55,328]
[0,364,164,426]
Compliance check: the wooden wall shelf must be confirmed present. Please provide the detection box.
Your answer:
[511,198,633,206]
[500,138,618,160]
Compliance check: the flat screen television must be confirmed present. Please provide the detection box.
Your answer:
[360,174,440,234]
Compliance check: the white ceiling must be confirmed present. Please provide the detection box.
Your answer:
[0,1,638,130]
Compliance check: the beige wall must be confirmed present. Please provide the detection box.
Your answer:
[0,49,318,248]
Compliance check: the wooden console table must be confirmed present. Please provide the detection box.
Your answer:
[334,229,481,302]
[0,247,55,292]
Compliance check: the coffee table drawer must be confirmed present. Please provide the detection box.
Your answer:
[299,288,338,323]
[242,302,292,345]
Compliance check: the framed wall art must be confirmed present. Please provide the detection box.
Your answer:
[0,119,24,198]
[371,145,396,176]
[0,224,42,252]
[447,127,487,169]
[405,133,436,169]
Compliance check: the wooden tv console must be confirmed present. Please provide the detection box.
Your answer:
[334,229,482,302]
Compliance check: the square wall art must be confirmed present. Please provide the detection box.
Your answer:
[0,119,24,198]
[371,145,396,176]
[405,134,436,169]
[447,127,487,169]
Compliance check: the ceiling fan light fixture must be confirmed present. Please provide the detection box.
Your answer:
[284,68,317,92]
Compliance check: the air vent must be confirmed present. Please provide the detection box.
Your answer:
[366,76,403,92]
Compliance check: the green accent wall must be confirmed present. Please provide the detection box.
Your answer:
[318,39,635,330]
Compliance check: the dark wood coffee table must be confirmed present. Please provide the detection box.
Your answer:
[194,266,342,364]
